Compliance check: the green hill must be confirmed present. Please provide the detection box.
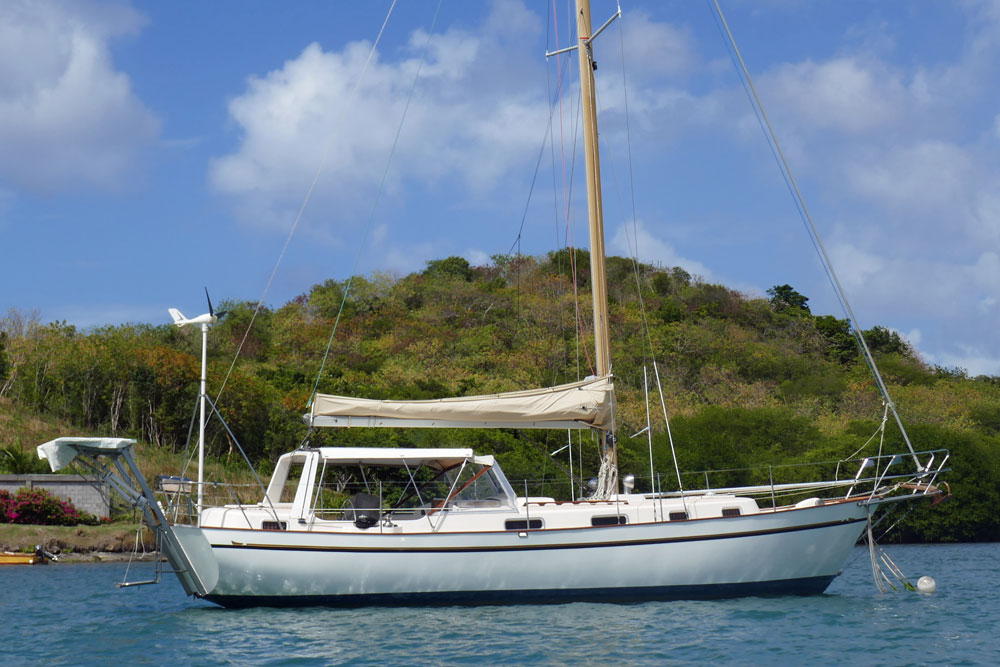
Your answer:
[2,253,998,541]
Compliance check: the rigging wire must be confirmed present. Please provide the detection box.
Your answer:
[556,0,593,379]
[708,0,919,464]
[309,0,446,406]
[213,0,400,407]
[519,0,593,378]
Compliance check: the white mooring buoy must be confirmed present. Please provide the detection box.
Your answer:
[917,575,937,594]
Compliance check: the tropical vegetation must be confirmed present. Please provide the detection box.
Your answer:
[1,252,998,541]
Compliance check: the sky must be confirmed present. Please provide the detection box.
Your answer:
[1,0,999,376]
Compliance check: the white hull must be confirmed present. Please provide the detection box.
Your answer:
[173,501,869,607]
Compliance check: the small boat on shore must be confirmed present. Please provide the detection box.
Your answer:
[1,552,42,565]
[0,546,56,565]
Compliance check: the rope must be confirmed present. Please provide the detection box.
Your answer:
[842,402,889,462]
[214,0,400,407]
[309,0,445,406]
[865,507,915,593]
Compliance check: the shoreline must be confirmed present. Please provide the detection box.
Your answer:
[0,523,156,561]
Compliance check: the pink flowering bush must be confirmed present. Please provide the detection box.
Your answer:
[0,487,101,526]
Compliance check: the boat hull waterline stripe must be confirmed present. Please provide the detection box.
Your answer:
[204,575,838,608]
[217,517,866,554]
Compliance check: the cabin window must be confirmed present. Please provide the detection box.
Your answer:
[262,521,287,531]
[505,519,542,530]
[591,515,627,527]
[668,511,688,521]
[279,461,307,504]
[722,508,742,517]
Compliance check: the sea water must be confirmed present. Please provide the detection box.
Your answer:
[0,544,995,665]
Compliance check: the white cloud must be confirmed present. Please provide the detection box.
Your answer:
[979,296,997,315]
[829,241,997,322]
[972,189,1000,243]
[761,57,905,135]
[902,328,922,348]
[618,10,696,80]
[0,0,159,193]
[969,250,1000,288]
[377,242,437,277]
[49,302,170,329]
[845,140,973,212]
[610,220,713,280]
[464,248,490,267]
[925,345,1000,377]
[824,239,1000,371]
[826,241,886,295]
[209,0,548,232]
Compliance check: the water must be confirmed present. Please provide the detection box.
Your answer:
[1,544,995,665]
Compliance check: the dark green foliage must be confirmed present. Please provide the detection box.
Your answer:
[656,298,686,324]
[779,370,848,401]
[874,354,936,386]
[767,284,810,314]
[684,283,741,319]
[652,267,692,297]
[424,256,473,281]
[309,279,354,320]
[863,325,908,355]
[657,406,822,488]
[885,424,1000,542]
[814,315,857,363]
[216,300,272,360]
[969,405,1000,433]
[0,444,50,474]
[541,247,590,286]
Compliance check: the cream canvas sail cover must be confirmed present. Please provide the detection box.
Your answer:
[309,375,613,430]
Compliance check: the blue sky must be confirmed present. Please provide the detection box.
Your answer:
[2,0,999,376]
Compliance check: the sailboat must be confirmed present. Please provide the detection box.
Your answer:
[37,1,948,607]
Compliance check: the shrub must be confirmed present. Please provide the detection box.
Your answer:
[0,487,101,526]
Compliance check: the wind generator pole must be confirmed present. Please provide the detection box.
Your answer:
[576,0,616,495]
[197,322,208,526]
[168,295,222,527]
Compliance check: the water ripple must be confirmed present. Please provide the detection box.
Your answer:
[1,544,995,665]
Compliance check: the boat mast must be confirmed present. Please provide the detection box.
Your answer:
[575,0,616,494]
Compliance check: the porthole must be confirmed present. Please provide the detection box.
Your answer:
[591,515,627,527]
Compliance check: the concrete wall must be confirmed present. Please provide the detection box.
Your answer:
[0,475,111,518]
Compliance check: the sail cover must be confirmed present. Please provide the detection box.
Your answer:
[309,375,613,430]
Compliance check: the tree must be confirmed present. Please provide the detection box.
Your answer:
[767,284,810,314]
[863,325,908,356]
[814,315,856,363]
[308,279,354,320]
[424,256,473,281]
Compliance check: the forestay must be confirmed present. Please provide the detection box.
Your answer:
[308,375,614,430]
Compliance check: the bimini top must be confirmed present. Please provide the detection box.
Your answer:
[297,447,494,469]
[308,375,614,431]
